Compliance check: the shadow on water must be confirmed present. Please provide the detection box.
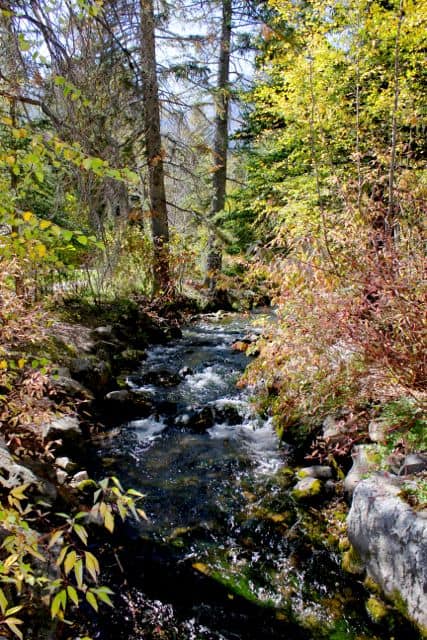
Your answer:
[88,312,414,640]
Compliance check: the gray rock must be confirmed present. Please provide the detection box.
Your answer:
[399,452,427,476]
[70,470,89,487]
[297,465,333,480]
[56,469,68,485]
[368,419,387,443]
[348,475,427,633]
[0,445,56,499]
[344,444,380,499]
[50,375,94,401]
[92,325,114,338]
[0,446,38,489]
[42,416,82,444]
[322,415,343,439]
[55,456,77,473]
[291,477,323,501]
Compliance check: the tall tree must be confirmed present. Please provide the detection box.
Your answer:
[204,0,232,292]
[140,0,170,292]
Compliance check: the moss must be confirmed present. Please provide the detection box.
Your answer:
[291,478,322,501]
[342,545,364,575]
[366,596,388,622]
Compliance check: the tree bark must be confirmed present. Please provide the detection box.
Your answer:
[205,0,232,292]
[140,0,170,293]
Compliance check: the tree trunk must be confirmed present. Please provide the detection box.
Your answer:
[140,0,170,293]
[205,0,232,292]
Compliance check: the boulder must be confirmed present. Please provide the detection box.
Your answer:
[103,389,155,420]
[42,416,82,445]
[70,470,89,487]
[399,452,427,476]
[368,419,387,444]
[92,325,114,339]
[0,446,39,489]
[291,477,323,501]
[175,407,215,433]
[297,465,333,480]
[49,375,94,401]
[344,444,380,499]
[55,456,77,473]
[213,405,243,426]
[322,415,343,439]
[348,475,427,634]
[70,356,112,395]
[140,369,181,387]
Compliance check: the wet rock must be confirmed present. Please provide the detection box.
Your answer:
[42,416,82,445]
[175,407,215,433]
[141,369,181,387]
[297,465,333,480]
[291,477,323,501]
[179,366,192,378]
[103,390,155,420]
[399,452,427,476]
[213,405,243,426]
[344,444,380,499]
[348,475,427,634]
[70,356,112,394]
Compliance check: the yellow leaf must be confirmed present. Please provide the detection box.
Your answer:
[0,360,8,370]
[192,562,210,575]
[17,359,26,369]
[64,550,77,575]
[39,220,52,230]
[1,116,13,126]
[103,507,114,533]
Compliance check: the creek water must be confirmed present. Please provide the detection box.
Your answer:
[90,312,406,640]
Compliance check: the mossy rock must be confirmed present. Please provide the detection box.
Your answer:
[291,477,322,501]
[342,545,364,575]
[366,595,388,622]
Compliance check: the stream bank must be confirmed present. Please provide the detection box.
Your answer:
[1,302,425,639]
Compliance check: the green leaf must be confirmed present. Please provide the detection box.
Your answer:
[94,586,114,607]
[86,590,98,612]
[74,559,84,589]
[67,585,79,606]
[76,235,88,246]
[0,588,8,614]
[51,592,63,619]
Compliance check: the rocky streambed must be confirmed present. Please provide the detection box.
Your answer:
[2,307,425,639]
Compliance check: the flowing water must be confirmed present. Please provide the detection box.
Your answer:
[91,312,410,640]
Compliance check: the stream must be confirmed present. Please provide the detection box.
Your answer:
[89,312,406,640]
